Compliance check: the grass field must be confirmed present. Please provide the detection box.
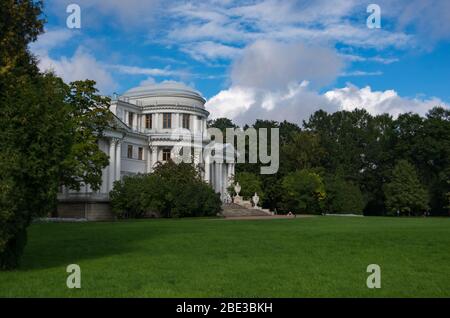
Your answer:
[0,216,449,297]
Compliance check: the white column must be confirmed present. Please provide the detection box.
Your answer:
[204,120,208,138]
[192,116,197,136]
[101,165,108,193]
[216,163,223,194]
[204,161,210,183]
[146,147,152,173]
[174,113,180,129]
[115,141,122,181]
[109,138,116,191]
[155,113,160,131]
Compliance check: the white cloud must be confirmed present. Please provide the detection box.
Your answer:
[181,41,241,62]
[341,70,383,77]
[207,81,339,126]
[110,64,185,77]
[30,29,75,52]
[379,0,450,44]
[324,84,448,117]
[207,81,448,125]
[205,38,447,125]
[206,86,256,119]
[37,47,118,94]
[29,28,117,93]
[206,40,344,125]
[340,54,399,65]
[230,40,344,90]
[167,0,414,51]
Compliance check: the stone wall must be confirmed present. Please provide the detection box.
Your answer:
[57,193,115,221]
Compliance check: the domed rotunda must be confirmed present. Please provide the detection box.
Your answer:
[58,82,235,220]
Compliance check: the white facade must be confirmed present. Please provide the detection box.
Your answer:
[61,82,234,202]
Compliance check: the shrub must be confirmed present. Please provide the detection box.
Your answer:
[110,161,221,218]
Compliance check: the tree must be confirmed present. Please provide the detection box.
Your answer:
[384,160,429,216]
[0,1,111,269]
[60,80,113,191]
[281,131,326,173]
[324,174,365,214]
[207,117,238,132]
[282,170,326,214]
[393,108,450,215]
[0,0,54,269]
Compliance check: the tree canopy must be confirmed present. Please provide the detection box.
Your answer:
[0,0,112,269]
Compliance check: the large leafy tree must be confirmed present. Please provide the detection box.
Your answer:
[282,169,326,214]
[281,131,326,173]
[393,108,450,215]
[0,1,111,269]
[384,160,429,216]
[60,80,112,191]
[323,173,365,215]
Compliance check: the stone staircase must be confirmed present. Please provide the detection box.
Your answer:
[221,202,273,218]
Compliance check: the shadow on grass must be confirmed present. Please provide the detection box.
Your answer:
[19,220,161,271]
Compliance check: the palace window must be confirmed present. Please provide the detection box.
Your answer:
[163,113,172,129]
[145,114,152,129]
[162,148,171,161]
[138,147,143,160]
[127,145,133,159]
[182,114,190,129]
[128,112,134,127]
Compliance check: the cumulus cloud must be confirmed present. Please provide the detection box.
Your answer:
[208,82,448,125]
[29,29,75,52]
[325,84,448,117]
[230,40,344,90]
[206,40,344,125]
[37,47,118,93]
[205,39,447,125]
[30,29,117,93]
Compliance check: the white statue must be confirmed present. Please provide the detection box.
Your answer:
[222,191,232,204]
[233,182,242,203]
[252,192,260,209]
[234,182,241,196]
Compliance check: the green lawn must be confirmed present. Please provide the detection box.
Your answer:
[0,216,449,297]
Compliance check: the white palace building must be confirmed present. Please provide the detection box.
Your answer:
[57,82,235,220]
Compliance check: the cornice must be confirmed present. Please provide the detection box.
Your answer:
[142,104,210,116]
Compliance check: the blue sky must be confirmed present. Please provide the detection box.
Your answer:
[31,0,450,125]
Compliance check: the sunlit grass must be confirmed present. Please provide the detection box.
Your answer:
[0,216,449,297]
